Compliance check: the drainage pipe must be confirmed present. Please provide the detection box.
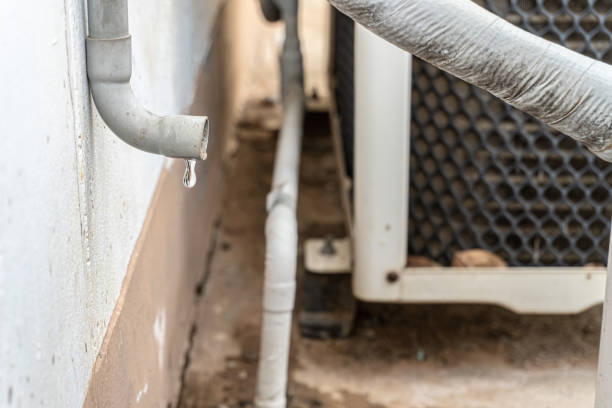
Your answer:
[86,0,208,160]
[254,0,304,406]
[329,0,612,162]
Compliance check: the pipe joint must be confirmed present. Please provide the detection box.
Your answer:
[86,36,132,83]
[263,282,296,312]
[266,186,297,212]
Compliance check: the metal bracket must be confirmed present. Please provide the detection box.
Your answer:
[304,237,352,274]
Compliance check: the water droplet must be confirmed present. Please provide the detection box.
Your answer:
[183,159,197,188]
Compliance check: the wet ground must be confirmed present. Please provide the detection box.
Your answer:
[178,102,602,408]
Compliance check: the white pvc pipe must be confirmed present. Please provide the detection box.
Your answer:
[254,0,304,404]
[329,0,612,162]
[255,91,304,408]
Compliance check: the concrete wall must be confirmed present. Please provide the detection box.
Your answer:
[0,0,222,406]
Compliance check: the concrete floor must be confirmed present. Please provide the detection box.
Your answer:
[179,102,602,408]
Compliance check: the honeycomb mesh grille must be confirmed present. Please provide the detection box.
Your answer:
[332,1,612,267]
[409,0,612,266]
[333,11,356,178]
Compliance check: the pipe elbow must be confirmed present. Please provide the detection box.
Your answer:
[86,36,208,159]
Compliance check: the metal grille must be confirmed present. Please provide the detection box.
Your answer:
[410,0,612,266]
[333,1,612,267]
[332,10,355,178]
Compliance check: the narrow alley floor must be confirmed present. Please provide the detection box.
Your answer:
[178,101,602,408]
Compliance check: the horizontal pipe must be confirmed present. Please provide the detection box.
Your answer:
[86,0,208,160]
[329,0,612,162]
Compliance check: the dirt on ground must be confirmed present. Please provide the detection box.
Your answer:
[178,100,602,408]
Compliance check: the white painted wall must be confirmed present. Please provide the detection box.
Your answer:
[0,0,222,406]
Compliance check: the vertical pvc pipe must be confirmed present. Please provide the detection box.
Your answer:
[255,93,304,408]
[255,0,304,406]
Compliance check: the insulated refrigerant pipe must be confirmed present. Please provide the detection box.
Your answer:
[329,0,612,162]
[86,0,208,159]
[254,0,304,406]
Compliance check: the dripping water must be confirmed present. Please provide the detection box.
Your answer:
[183,159,197,188]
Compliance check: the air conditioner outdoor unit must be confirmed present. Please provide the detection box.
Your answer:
[301,1,612,336]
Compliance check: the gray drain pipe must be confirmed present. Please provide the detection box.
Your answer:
[254,0,304,407]
[86,0,209,161]
[329,0,612,162]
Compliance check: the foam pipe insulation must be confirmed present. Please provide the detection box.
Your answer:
[329,0,612,162]
[86,0,208,159]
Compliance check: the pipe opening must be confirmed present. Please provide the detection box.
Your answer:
[200,118,210,160]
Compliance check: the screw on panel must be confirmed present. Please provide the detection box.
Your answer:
[319,235,337,256]
[386,271,399,283]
